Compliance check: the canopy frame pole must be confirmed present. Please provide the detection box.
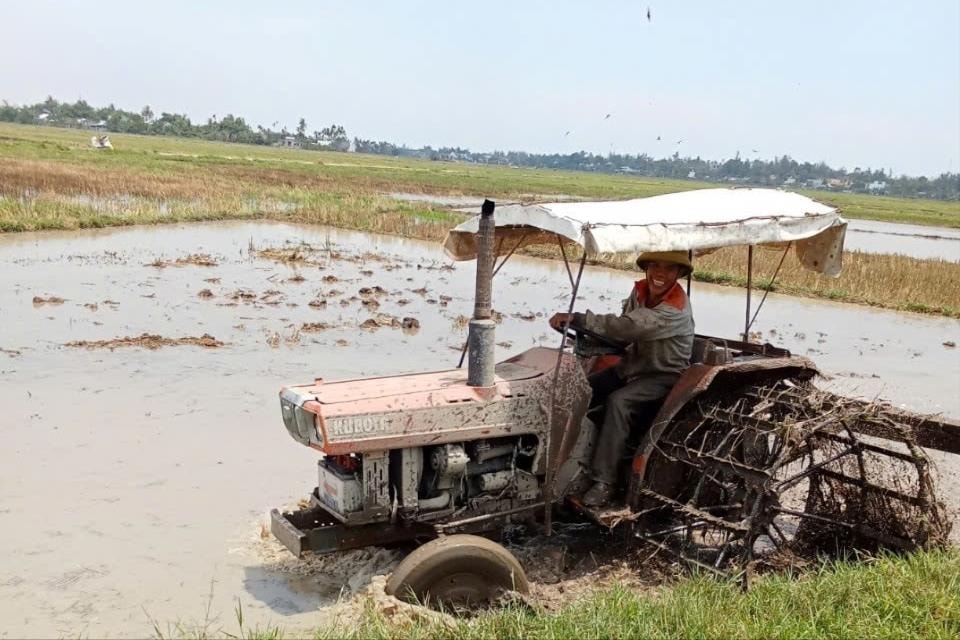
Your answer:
[492,230,530,277]
[686,249,693,297]
[746,242,791,334]
[558,237,576,289]
[543,251,588,536]
[743,245,754,342]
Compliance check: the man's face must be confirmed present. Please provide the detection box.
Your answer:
[645,261,682,298]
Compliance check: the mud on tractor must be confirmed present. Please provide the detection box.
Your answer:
[272,190,958,608]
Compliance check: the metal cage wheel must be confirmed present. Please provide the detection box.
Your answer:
[635,378,940,580]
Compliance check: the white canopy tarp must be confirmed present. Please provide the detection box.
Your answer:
[443,188,847,276]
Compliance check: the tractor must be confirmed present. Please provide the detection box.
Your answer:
[271,189,957,608]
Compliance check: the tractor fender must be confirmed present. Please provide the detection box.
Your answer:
[625,356,817,509]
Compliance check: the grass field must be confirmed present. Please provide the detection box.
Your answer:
[3,122,958,226]
[1,122,958,317]
[206,550,960,640]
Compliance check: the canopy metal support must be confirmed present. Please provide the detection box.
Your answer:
[745,242,791,335]
[558,237,576,289]
[492,230,530,277]
[543,251,588,536]
[743,245,754,341]
[686,249,693,296]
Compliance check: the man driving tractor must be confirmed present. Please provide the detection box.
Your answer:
[549,251,695,507]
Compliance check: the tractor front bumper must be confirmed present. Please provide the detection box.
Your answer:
[270,489,433,557]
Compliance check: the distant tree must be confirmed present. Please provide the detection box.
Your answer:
[296,117,307,140]
[317,124,349,150]
[141,105,154,123]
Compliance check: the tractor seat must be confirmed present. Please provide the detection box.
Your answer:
[691,336,733,365]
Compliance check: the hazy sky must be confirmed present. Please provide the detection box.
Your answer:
[4,1,959,176]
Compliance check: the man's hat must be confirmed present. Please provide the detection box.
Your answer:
[636,250,693,277]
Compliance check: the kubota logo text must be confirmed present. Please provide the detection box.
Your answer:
[330,416,388,437]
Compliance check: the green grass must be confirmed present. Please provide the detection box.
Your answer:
[306,549,959,640]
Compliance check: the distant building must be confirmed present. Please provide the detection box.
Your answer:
[88,120,108,131]
[807,178,824,188]
[866,180,888,193]
[783,177,797,186]
[36,112,50,122]
[827,178,852,189]
[687,170,696,179]
[279,136,300,148]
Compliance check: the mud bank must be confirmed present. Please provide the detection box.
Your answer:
[0,221,957,638]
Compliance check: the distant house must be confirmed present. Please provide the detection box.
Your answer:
[88,120,108,131]
[687,170,696,179]
[36,112,50,122]
[827,178,851,189]
[807,178,824,188]
[782,177,797,186]
[279,136,300,148]
[866,180,888,193]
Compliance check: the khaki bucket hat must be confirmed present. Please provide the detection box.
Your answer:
[635,250,693,276]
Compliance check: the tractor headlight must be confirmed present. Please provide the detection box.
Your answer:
[280,397,320,446]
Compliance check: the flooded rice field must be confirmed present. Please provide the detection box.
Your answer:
[1,221,958,638]
[844,219,960,262]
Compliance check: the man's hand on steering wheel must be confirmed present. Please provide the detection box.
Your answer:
[549,312,627,352]
[548,312,571,331]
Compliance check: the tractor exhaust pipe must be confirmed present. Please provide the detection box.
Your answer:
[467,199,496,387]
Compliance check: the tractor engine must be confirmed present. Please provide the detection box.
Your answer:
[314,437,542,524]
[274,341,591,551]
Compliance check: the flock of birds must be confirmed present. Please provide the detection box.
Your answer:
[558,7,705,152]
[557,7,764,160]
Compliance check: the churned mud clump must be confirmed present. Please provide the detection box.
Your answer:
[32,295,65,305]
[505,525,674,611]
[300,322,334,332]
[359,313,412,330]
[65,333,225,350]
[146,253,219,268]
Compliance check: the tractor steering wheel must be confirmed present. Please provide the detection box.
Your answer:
[553,322,626,355]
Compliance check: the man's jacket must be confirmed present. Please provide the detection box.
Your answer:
[570,279,694,383]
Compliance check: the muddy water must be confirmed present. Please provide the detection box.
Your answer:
[1,221,958,638]
[845,219,960,262]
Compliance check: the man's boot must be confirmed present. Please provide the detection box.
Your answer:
[582,481,614,507]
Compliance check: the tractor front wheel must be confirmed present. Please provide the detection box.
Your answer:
[385,534,529,610]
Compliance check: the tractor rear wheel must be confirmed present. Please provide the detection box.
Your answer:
[635,378,947,583]
[385,534,529,610]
